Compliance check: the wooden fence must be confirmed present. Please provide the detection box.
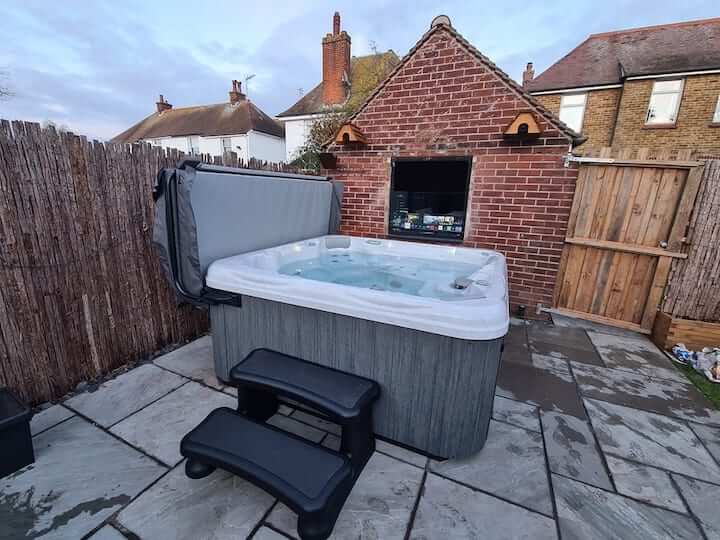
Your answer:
[552,148,703,333]
[663,158,720,321]
[0,120,304,404]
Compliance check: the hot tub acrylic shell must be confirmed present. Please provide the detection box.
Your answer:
[208,236,508,458]
[206,235,509,341]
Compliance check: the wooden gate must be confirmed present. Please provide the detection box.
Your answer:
[553,150,705,333]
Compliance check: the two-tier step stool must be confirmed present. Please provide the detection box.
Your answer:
[180,348,380,540]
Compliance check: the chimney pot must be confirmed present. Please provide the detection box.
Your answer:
[322,12,351,105]
[522,62,535,87]
[156,94,172,113]
[229,80,246,104]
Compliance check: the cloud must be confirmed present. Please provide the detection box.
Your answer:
[1,0,717,139]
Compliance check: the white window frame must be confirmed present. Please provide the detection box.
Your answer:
[222,137,232,152]
[645,79,684,125]
[558,93,587,133]
[713,95,720,124]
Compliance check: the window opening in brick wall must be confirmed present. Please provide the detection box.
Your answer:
[713,95,720,124]
[388,157,471,242]
[646,79,683,125]
[559,93,586,132]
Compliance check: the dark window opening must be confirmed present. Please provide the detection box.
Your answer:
[388,157,471,242]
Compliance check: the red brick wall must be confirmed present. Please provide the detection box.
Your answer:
[324,27,579,315]
[322,15,351,105]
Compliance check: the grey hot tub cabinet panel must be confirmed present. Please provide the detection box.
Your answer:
[211,296,503,459]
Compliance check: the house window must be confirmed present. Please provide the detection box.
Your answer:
[222,137,232,152]
[713,96,720,124]
[559,93,586,132]
[646,80,683,125]
[187,136,200,155]
[388,157,471,242]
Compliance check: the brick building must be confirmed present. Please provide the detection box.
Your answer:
[277,13,398,161]
[322,16,582,314]
[524,18,720,154]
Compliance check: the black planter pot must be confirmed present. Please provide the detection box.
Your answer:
[0,388,34,478]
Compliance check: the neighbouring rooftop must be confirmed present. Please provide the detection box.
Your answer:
[526,17,720,92]
[2,316,719,539]
[113,81,284,143]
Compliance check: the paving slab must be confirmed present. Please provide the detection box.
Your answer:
[527,324,604,366]
[530,340,604,366]
[0,416,165,540]
[587,331,686,383]
[584,398,720,483]
[410,473,557,540]
[111,382,234,466]
[673,475,720,539]
[528,323,595,351]
[604,455,686,513]
[572,362,720,426]
[541,411,613,490]
[267,414,326,443]
[153,335,225,389]
[430,420,553,516]
[117,463,273,540]
[551,313,643,339]
[266,452,423,539]
[500,341,531,367]
[289,409,341,436]
[253,527,288,540]
[30,404,74,436]
[496,360,586,418]
[65,364,186,427]
[375,439,428,468]
[553,474,702,540]
[493,395,541,432]
[88,524,126,540]
[689,422,720,464]
[504,324,528,347]
[503,348,573,376]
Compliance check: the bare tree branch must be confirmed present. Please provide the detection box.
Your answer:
[0,70,14,100]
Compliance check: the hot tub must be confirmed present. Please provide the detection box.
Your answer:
[207,235,508,458]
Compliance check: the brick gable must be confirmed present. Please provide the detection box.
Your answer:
[324,25,580,315]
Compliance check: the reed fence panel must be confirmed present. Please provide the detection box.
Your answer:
[0,120,301,403]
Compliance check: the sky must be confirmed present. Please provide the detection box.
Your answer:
[1,1,718,140]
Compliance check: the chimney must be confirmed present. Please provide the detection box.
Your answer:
[229,80,246,104]
[322,11,351,105]
[522,62,535,87]
[156,94,172,113]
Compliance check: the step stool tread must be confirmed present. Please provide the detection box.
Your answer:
[181,407,352,510]
[230,349,380,420]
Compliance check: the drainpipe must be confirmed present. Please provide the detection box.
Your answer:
[608,62,625,147]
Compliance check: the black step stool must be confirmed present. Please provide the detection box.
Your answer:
[180,349,380,540]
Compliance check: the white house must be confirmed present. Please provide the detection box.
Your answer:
[277,12,398,162]
[113,81,286,163]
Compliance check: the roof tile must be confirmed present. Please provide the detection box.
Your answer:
[112,100,284,143]
[527,18,720,92]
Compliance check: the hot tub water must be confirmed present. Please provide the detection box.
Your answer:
[278,252,486,300]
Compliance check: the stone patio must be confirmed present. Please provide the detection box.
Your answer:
[2,319,718,539]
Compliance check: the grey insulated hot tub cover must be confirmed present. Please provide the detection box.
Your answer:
[153,160,343,304]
